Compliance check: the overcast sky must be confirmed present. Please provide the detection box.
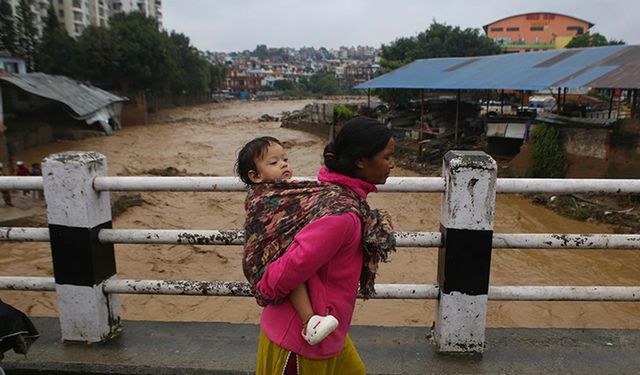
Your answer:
[162,0,639,53]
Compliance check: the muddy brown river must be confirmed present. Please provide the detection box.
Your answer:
[1,99,639,328]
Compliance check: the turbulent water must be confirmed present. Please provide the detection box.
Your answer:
[1,99,639,328]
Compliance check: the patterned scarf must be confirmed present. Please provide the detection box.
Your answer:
[242,179,396,306]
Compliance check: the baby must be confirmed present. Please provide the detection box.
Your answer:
[236,136,338,345]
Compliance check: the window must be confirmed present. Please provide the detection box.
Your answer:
[506,27,519,32]
[526,14,540,20]
[567,26,585,34]
[4,62,19,73]
[490,27,503,32]
[543,14,555,20]
[73,10,82,21]
[530,26,544,31]
[72,0,81,8]
[58,9,63,17]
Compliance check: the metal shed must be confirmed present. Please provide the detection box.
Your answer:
[0,72,128,134]
[355,45,640,91]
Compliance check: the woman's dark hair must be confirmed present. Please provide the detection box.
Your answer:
[323,116,392,177]
[235,136,283,185]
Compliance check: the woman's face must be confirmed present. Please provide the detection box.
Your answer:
[356,138,396,185]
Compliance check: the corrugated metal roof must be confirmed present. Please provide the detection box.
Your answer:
[0,72,127,118]
[356,45,640,91]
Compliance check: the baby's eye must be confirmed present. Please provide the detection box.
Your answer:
[283,158,289,162]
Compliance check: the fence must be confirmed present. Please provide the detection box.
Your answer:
[1,150,639,353]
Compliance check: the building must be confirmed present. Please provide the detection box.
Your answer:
[0,50,27,74]
[7,0,49,38]
[7,0,162,40]
[484,12,594,52]
[111,0,162,28]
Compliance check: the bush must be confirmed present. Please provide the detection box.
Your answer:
[334,104,358,122]
[526,125,567,178]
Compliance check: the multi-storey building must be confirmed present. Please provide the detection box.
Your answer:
[111,0,162,28]
[8,0,162,39]
[7,0,49,38]
[484,12,594,52]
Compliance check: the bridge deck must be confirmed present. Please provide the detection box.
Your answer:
[2,318,640,374]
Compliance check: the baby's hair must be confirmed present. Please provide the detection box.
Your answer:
[235,136,283,185]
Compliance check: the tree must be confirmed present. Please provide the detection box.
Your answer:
[527,125,567,178]
[208,62,228,90]
[565,32,625,48]
[167,31,211,95]
[36,5,82,77]
[381,21,501,64]
[77,25,121,87]
[273,79,294,91]
[378,21,501,106]
[0,0,17,54]
[107,12,177,93]
[15,0,38,70]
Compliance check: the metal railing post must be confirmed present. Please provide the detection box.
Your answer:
[42,151,121,342]
[435,151,496,353]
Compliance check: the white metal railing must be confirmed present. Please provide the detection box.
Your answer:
[1,150,639,352]
[4,227,640,249]
[4,175,640,194]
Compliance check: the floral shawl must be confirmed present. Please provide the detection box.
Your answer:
[242,180,395,306]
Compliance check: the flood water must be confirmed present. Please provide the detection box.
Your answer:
[1,99,639,328]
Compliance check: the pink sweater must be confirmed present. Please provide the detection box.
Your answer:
[256,167,377,360]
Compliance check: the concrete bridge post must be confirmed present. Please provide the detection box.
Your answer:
[42,151,121,342]
[435,151,496,353]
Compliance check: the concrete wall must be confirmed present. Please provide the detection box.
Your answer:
[563,128,609,159]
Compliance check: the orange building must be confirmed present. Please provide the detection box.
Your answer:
[483,12,594,52]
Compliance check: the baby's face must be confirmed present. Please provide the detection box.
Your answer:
[249,143,293,183]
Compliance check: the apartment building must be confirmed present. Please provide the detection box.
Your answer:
[111,0,162,28]
[7,0,49,38]
[7,0,162,39]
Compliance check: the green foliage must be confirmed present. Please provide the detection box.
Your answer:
[381,21,501,63]
[36,27,81,77]
[208,62,228,89]
[0,0,17,54]
[565,32,625,48]
[36,6,81,77]
[273,79,294,91]
[168,31,209,94]
[526,125,567,178]
[107,12,175,93]
[334,104,358,122]
[377,21,501,106]
[300,73,339,95]
[15,0,37,70]
[76,25,122,87]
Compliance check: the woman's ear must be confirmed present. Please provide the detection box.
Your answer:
[355,158,365,170]
[248,170,262,183]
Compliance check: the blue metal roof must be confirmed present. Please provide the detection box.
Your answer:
[356,45,640,91]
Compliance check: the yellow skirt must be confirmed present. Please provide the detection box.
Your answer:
[256,330,365,375]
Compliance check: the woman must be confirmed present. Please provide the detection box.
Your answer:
[249,116,396,374]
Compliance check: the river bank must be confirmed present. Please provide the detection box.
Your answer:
[1,99,639,328]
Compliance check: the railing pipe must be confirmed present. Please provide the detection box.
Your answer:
[4,228,640,250]
[492,233,640,249]
[496,178,640,194]
[2,277,639,302]
[0,176,43,190]
[0,227,50,241]
[489,286,640,301]
[4,176,640,195]
[0,276,56,291]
